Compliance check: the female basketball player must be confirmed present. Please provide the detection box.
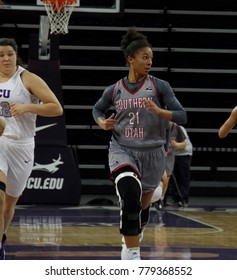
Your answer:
[0,38,63,259]
[218,106,237,138]
[92,27,187,260]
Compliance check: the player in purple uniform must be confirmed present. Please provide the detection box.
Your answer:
[0,38,63,260]
[92,27,187,260]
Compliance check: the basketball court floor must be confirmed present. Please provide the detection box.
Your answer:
[4,196,237,260]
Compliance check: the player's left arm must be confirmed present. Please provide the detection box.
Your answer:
[147,78,187,124]
[10,70,63,118]
[218,106,237,138]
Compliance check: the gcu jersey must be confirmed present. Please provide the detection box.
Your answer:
[0,66,39,140]
[112,75,167,148]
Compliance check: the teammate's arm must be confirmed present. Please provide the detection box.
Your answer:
[218,106,237,138]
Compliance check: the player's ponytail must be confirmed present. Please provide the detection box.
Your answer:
[120,27,151,65]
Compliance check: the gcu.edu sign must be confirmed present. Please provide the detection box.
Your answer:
[19,146,81,205]
[26,154,64,190]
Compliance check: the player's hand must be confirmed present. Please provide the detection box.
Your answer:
[98,113,116,131]
[144,99,160,114]
[170,139,177,147]
[10,103,27,117]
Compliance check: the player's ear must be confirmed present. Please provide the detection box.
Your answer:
[127,55,133,64]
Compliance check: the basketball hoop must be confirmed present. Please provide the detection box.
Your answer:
[42,0,77,34]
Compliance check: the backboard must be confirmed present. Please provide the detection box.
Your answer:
[1,0,124,14]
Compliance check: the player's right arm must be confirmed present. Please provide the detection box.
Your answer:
[96,113,116,131]
[92,85,115,131]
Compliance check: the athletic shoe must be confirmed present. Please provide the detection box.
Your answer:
[165,197,177,206]
[154,199,164,210]
[121,246,141,260]
[121,243,128,260]
[177,201,188,207]
[0,234,6,260]
[121,232,143,260]
[127,247,140,260]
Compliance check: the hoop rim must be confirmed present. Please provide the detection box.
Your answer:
[42,0,77,5]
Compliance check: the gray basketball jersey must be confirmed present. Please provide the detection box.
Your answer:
[112,75,167,149]
[0,66,39,140]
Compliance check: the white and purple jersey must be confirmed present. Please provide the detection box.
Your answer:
[0,66,39,140]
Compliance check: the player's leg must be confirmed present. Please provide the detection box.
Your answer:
[156,170,169,208]
[150,181,163,204]
[173,155,192,206]
[140,191,153,233]
[0,171,7,260]
[4,195,19,235]
[1,192,20,261]
[113,167,142,260]
[3,140,34,258]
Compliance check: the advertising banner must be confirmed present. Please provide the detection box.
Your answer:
[19,145,81,205]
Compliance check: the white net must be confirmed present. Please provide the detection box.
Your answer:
[43,0,76,34]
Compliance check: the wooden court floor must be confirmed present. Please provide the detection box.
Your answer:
[4,200,237,260]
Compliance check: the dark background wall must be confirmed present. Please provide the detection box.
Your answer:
[1,0,237,203]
